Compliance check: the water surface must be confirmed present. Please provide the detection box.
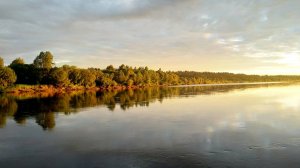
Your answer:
[1,84,300,168]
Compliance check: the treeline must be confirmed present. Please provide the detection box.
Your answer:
[0,51,179,90]
[1,51,300,90]
[176,71,300,84]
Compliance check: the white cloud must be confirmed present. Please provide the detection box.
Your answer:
[275,53,300,66]
[55,60,71,64]
[229,37,245,42]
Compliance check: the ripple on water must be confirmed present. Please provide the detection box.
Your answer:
[248,143,287,151]
[289,137,300,146]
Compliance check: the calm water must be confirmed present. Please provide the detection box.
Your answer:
[1,84,300,168]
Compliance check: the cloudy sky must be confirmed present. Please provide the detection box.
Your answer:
[1,0,300,74]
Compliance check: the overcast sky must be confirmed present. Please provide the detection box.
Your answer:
[1,0,300,74]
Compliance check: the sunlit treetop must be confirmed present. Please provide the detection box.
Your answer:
[0,57,4,68]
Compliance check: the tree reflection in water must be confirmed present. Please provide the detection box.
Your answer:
[0,84,288,130]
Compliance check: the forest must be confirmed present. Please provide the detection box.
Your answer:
[1,51,300,91]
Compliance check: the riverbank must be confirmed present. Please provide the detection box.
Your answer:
[1,81,295,97]
[1,84,154,97]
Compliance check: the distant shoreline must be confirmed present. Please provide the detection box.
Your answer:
[169,81,289,88]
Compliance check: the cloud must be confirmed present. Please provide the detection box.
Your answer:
[229,37,245,42]
[55,59,71,65]
[0,0,300,74]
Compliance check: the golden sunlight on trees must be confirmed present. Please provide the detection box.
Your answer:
[48,68,70,86]
[1,51,300,91]
[10,58,25,66]
[0,57,4,68]
[33,51,54,69]
[0,67,17,90]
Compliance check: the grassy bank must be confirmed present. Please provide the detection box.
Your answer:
[1,84,155,97]
[2,81,297,98]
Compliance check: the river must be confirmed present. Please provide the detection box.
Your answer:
[1,83,300,168]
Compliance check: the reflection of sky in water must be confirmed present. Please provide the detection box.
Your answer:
[1,84,300,167]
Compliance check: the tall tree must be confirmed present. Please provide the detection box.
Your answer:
[33,51,54,69]
[0,57,4,68]
[10,58,25,67]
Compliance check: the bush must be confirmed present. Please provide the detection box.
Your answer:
[0,67,17,90]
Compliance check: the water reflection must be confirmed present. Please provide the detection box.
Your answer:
[1,83,300,168]
[0,84,292,130]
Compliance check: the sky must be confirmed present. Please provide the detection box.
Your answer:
[0,0,300,75]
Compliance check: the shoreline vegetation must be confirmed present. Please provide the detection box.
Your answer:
[1,51,300,95]
[3,82,290,97]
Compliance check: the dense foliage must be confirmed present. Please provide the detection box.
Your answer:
[33,51,54,69]
[176,71,300,84]
[0,67,17,90]
[1,51,300,90]
[10,58,24,67]
[0,57,3,68]
[6,52,182,87]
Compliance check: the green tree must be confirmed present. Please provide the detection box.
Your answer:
[80,69,96,87]
[69,68,82,85]
[106,65,115,73]
[98,74,117,87]
[69,69,96,87]
[10,58,25,67]
[33,51,54,69]
[0,57,3,68]
[116,71,127,85]
[135,71,144,86]
[10,64,37,84]
[127,79,134,87]
[0,67,17,90]
[48,68,70,86]
[88,68,104,86]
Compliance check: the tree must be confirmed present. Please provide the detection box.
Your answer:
[69,69,96,87]
[106,65,115,72]
[80,69,96,87]
[10,58,25,67]
[115,71,127,85]
[69,68,82,85]
[135,71,144,85]
[0,67,17,90]
[127,79,134,87]
[33,51,54,69]
[9,64,37,84]
[88,68,104,86]
[0,57,3,68]
[48,68,69,86]
[98,74,117,87]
